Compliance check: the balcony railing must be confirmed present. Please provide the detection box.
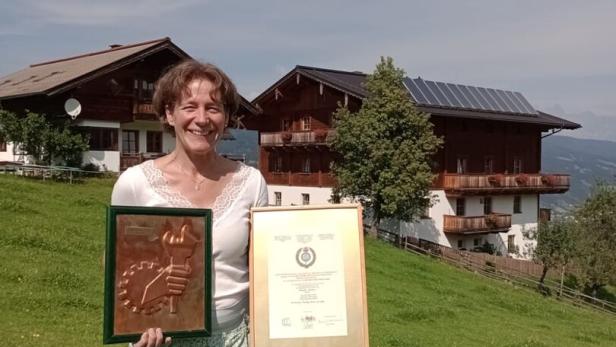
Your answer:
[120,152,165,171]
[441,173,570,196]
[260,130,335,146]
[133,101,155,114]
[443,213,512,234]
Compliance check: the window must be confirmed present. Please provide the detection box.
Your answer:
[513,157,523,174]
[483,197,492,215]
[276,155,283,172]
[301,116,311,131]
[274,192,282,206]
[302,193,310,205]
[456,198,465,216]
[301,157,311,173]
[0,135,6,152]
[473,238,481,247]
[282,118,292,131]
[457,240,463,249]
[146,131,162,153]
[484,156,494,173]
[513,196,522,214]
[122,130,139,154]
[82,127,118,151]
[508,235,516,253]
[269,152,284,173]
[421,204,430,219]
[456,157,467,174]
[134,78,155,100]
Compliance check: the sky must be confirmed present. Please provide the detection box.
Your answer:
[1,0,615,140]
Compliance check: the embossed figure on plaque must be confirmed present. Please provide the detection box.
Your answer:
[104,208,212,344]
[117,220,199,316]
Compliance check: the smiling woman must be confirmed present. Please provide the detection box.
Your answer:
[111,60,268,347]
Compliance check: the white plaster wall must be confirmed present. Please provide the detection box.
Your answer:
[490,194,538,259]
[400,190,452,246]
[268,185,334,206]
[0,143,18,161]
[82,151,120,172]
[399,192,538,259]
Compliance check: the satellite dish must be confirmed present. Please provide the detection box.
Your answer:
[64,98,81,120]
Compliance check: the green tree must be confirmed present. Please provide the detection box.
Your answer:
[0,109,89,166]
[531,217,575,290]
[330,57,442,233]
[571,183,616,297]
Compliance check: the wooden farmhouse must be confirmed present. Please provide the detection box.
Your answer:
[249,65,580,257]
[0,37,257,171]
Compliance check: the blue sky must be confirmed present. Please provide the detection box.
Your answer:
[1,1,615,139]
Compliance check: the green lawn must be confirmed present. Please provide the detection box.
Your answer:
[0,175,614,346]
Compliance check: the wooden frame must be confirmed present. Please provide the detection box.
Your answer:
[250,204,369,347]
[103,206,212,344]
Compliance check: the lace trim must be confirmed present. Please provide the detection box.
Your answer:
[140,160,251,222]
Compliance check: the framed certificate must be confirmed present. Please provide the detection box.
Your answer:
[103,206,212,344]
[250,204,369,347]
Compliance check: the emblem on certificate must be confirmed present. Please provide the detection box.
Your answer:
[250,205,370,347]
[103,206,213,344]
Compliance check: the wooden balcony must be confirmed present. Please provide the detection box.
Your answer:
[260,130,334,147]
[264,171,336,187]
[440,173,570,196]
[133,101,158,121]
[443,213,512,234]
[120,152,165,171]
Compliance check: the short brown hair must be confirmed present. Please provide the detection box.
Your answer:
[152,60,240,133]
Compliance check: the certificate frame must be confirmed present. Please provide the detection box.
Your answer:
[250,204,369,347]
[103,206,213,344]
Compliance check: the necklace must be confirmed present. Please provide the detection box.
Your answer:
[190,175,208,191]
[176,162,208,191]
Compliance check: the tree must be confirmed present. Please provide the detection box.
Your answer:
[571,183,616,297]
[330,57,442,233]
[0,109,89,166]
[531,217,575,291]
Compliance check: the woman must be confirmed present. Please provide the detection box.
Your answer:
[111,60,268,347]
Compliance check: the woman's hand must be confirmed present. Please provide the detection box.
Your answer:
[132,328,172,347]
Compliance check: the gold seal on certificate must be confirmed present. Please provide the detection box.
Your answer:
[250,205,369,347]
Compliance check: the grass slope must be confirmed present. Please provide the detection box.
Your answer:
[0,175,614,346]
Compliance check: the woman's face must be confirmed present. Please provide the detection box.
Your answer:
[166,78,227,156]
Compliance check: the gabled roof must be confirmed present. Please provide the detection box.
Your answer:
[254,65,580,130]
[0,37,189,100]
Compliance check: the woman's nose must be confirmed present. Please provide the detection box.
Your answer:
[194,107,210,125]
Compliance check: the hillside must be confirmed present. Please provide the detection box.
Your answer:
[542,135,616,212]
[0,176,615,346]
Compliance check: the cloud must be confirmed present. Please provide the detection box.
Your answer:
[7,0,203,26]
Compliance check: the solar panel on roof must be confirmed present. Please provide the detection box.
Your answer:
[403,77,537,116]
[415,78,440,105]
[512,92,536,114]
[458,85,483,110]
[434,82,463,108]
[404,78,429,104]
[425,80,449,105]
[465,85,491,110]
[448,83,473,108]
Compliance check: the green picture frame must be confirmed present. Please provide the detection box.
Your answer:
[103,206,213,344]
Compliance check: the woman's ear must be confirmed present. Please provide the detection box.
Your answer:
[165,105,175,126]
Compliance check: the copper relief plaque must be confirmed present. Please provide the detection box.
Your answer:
[104,206,212,344]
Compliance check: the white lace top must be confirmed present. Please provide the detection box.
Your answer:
[111,160,268,330]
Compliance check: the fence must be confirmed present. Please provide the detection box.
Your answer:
[366,225,616,317]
